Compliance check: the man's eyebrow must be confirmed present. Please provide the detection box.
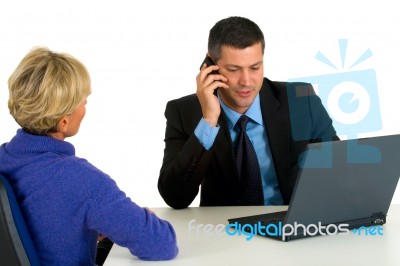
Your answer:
[225,61,263,68]
[250,61,263,67]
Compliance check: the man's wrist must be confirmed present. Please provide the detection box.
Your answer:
[194,118,220,150]
[203,116,219,128]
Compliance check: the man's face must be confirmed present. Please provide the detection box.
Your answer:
[216,42,264,114]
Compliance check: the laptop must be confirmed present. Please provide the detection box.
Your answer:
[228,134,400,241]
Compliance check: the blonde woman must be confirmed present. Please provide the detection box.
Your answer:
[0,47,178,265]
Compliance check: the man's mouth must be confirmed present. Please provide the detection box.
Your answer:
[236,90,252,97]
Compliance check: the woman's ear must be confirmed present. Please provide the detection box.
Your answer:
[49,115,70,141]
[57,115,70,135]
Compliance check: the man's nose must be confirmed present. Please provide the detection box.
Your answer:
[238,70,251,86]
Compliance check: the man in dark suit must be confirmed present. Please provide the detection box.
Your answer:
[158,16,339,209]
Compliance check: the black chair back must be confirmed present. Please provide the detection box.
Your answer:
[0,174,40,266]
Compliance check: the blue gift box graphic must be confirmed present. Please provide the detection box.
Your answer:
[286,40,382,167]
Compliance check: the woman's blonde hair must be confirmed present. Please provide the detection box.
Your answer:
[8,47,91,135]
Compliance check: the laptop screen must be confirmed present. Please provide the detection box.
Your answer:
[284,134,400,226]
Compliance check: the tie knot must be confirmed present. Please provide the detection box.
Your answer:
[236,115,250,131]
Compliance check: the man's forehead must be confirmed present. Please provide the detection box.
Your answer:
[219,44,264,66]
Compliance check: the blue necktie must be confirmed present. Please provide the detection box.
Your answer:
[234,115,264,205]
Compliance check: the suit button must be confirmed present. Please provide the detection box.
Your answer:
[191,156,198,166]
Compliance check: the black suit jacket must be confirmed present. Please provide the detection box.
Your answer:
[158,78,338,209]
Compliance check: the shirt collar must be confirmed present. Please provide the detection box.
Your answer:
[218,92,263,130]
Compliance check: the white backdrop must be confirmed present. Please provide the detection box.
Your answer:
[1,0,399,207]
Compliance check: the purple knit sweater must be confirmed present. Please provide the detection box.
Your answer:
[0,129,178,265]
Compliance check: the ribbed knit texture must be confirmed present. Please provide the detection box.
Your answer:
[0,129,178,265]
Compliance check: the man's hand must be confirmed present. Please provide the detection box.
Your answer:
[196,64,229,127]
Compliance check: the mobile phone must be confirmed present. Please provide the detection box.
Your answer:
[200,56,221,94]
[200,56,219,75]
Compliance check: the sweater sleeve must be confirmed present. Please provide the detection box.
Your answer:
[81,162,178,261]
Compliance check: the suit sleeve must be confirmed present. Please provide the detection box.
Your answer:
[287,82,339,142]
[158,100,214,209]
[307,85,340,142]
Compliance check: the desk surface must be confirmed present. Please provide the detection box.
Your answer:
[105,205,400,266]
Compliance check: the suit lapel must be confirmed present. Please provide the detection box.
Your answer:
[259,80,290,176]
[213,109,240,183]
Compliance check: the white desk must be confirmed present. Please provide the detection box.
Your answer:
[105,205,400,266]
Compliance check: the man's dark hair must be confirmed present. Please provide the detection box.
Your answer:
[208,16,265,62]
